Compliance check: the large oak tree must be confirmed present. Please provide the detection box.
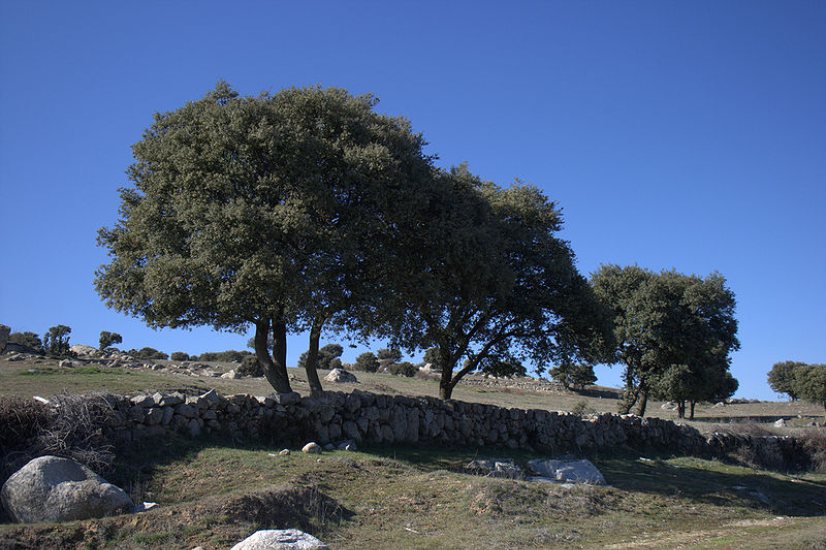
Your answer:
[95,83,434,395]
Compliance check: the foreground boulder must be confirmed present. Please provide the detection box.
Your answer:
[526,458,606,485]
[1,456,133,523]
[324,368,358,383]
[230,529,330,550]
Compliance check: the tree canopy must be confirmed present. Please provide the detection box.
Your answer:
[96,83,435,395]
[592,266,739,417]
[386,165,613,399]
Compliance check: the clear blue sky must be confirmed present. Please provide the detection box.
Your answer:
[1,1,824,400]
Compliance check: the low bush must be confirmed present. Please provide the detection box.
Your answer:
[128,347,169,360]
[800,429,826,473]
[388,361,417,377]
[170,351,190,361]
[194,350,252,363]
[237,355,264,377]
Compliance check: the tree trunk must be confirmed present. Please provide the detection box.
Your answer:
[255,319,291,394]
[689,400,696,420]
[304,318,325,397]
[635,387,649,417]
[438,348,455,400]
[677,400,686,419]
[619,365,639,414]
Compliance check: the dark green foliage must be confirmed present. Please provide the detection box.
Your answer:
[794,364,826,412]
[377,348,403,363]
[8,331,44,353]
[237,355,265,377]
[550,363,597,390]
[95,82,436,396]
[170,351,190,361]
[353,352,379,373]
[390,165,614,399]
[298,343,344,371]
[768,361,806,400]
[477,356,527,378]
[194,350,251,363]
[128,347,169,360]
[98,331,123,350]
[592,266,739,417]
[388,361,418,377]
[43,325,72,357]
[422,347,444,372]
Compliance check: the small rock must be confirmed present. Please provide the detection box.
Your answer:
[133,501,159,513]
[302,442,322,454]
[774,418,786,428]
[336,439,357,452]
[221,369,240,379]
[279,449,291,456]
[230,528,330,550]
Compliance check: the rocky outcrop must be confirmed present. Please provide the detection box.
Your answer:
[1,456,133,523]
[230,529,330,550]
[324,368,358,384]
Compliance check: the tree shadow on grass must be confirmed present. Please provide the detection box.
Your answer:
[594,450,826,518]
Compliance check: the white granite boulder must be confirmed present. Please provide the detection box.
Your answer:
[323,368,358,383]
[230,529,330,550]
[1,456,133,523]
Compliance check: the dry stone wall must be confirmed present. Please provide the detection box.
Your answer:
[96,389,810,469]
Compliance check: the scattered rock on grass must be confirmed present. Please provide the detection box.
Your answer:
[526,458,606,485]
[302,442,321,454]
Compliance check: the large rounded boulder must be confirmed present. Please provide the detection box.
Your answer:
[1,455,133,523]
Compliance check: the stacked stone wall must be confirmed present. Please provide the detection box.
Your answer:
[96,389,810,469]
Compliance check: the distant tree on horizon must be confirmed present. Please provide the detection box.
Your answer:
[98,331,123,350]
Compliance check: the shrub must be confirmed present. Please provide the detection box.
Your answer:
[196,350,252,363]
[571,400,596,417]
[388,361,417,377]
[237,355,264,377]
[550,363,597,390]
[353,352,379,373]
[170,351,190,361]
[128,347,169,360]
[298,344,344,371]
[8,331,44,353]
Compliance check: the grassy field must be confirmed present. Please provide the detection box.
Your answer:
[0,437,824,549]
[2,354,826,548]
[2,355,824,425]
